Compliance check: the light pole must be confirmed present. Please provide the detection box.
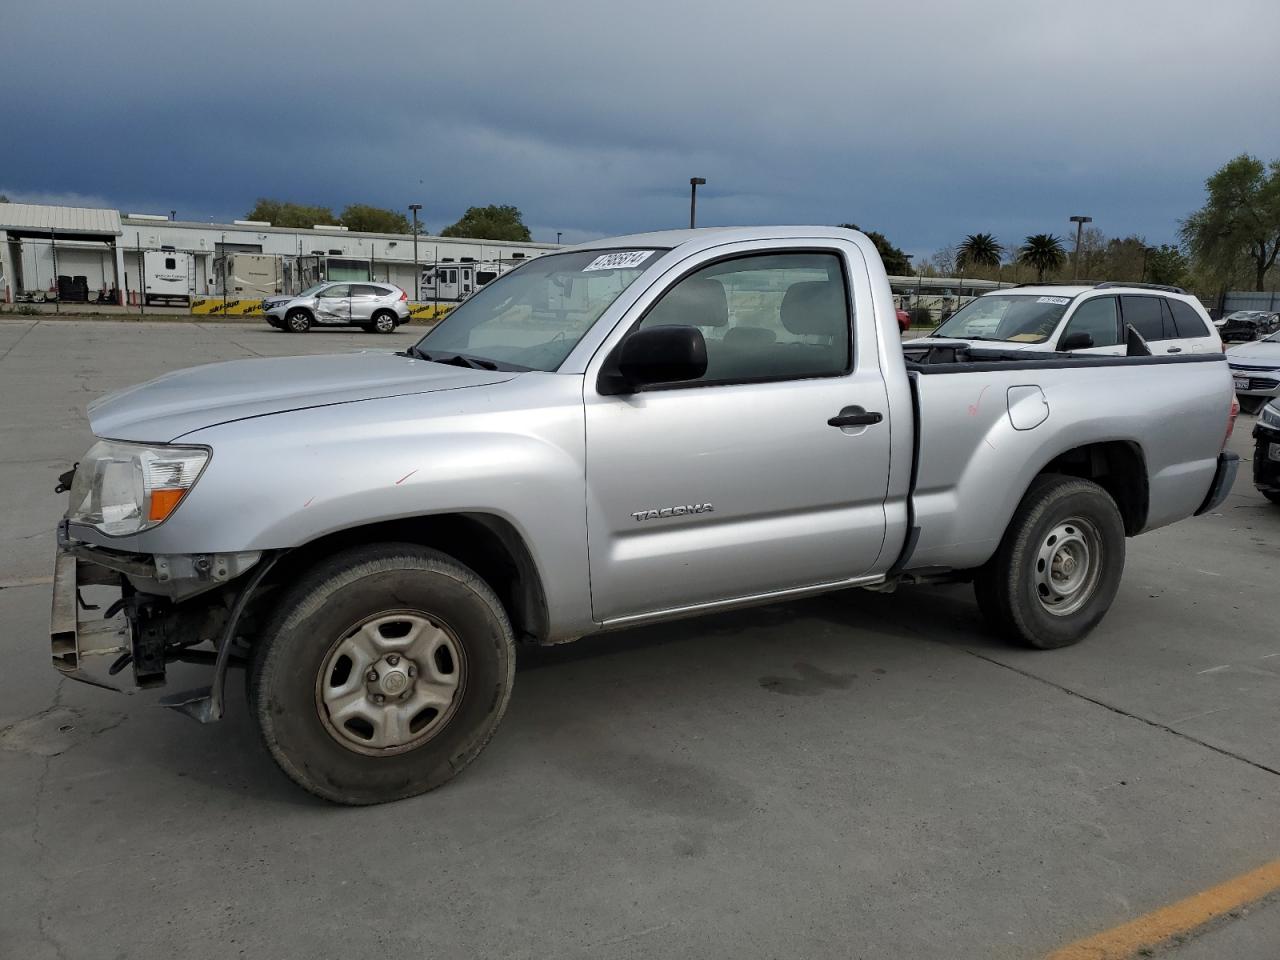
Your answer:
[689,177,706,229]
[1070,215,1092,282]
[556,232,562,245]
[409,203,422,301]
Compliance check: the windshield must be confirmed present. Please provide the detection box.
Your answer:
[413,249,662,371]
[298,283,328,298]
[933,294,1074,344]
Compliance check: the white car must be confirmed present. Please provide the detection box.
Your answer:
[1227,330,1280,411]
[930,283,1222,356]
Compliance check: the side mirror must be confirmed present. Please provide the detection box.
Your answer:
[601,325,708,394]
[1059,331,1094,351]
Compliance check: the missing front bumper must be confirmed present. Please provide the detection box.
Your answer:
[50,549,132,691]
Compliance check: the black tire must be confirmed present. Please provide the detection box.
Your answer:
[973,474,1125,649]
[285,308,311,333]
[249,544,515,805]
[1263,490,1280,505]
[371,310,398,334]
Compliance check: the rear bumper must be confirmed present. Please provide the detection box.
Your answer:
[1194,452,1240,515]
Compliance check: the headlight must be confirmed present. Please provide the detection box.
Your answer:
[1262,403,1280,430]
[66,440,210,536]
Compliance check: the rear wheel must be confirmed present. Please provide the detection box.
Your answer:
[249,544,515,804]
[974,475,1125,649]
[1263,490,1280,505]
[285,309,311,333]
[372,310,397,334]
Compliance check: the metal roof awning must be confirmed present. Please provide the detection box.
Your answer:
[0,203,122,237]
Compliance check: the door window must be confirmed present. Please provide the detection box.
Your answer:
[1166,298,1211,338]
[1060,297,1119,347]
[351,284,381,297]
[1120,296,1166,341]
[636,252,851,384]
[320,284,350,298]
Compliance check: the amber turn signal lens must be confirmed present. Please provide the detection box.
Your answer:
[148,487,186,522]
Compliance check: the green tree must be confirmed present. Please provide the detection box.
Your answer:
[1145,244,1189,286]
[1180,154,1280,291]
[244,198,336,228]
[441,204,532,242]
[838,223,912,274]
[1018,234,1067,282]
[0,195,8,202]
[956,233,1002,272]
[340,204,412,234]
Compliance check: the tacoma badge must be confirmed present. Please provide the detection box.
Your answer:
[631,503,714,522]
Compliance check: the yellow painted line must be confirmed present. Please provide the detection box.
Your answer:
[1044,858,1280,959]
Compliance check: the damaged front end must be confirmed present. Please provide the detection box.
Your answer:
[51,523,277,723]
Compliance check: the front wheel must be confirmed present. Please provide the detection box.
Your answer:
[974,475,1125,649]
[249,544,515,804]
[285,309,311,333]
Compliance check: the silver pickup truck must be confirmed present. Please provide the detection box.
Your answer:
[51,226,1240,804]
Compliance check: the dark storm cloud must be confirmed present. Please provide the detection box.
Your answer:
[4,0,1278,254]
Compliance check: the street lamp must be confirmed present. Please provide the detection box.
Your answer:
[408,203,422,301]
[1069,215,1092,282]
[689,177,706,229]
[556,231,562,245]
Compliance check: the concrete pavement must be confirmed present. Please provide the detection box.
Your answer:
[1,319,1278,959]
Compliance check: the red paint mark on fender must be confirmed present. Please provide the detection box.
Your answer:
[968,385,990,416]
[395,470,418,485]
[303,497,315,508]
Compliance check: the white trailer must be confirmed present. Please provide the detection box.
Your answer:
[143,250,194,305]
[213,253,286,299]
[419,259,514,302]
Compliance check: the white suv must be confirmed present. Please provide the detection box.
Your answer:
[930,283,1222,356]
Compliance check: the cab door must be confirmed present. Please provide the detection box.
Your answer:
[583,247,892,624]
[315,284,351,323]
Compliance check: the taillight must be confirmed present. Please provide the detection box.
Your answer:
[1224,394,1240,449]
[399,289,408,301]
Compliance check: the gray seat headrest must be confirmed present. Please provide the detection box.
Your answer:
[780,281,847,336]
[723,325,777,349]
[646,278,728,328]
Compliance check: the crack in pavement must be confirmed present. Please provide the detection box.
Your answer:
[0,319,41,363]
[961,648,1280,779]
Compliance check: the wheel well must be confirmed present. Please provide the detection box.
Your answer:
[1037,441,1148,535]
[262,514,549,643]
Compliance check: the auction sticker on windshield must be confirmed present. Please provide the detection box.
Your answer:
[583,251,655,271]
[1037,296,1071,305]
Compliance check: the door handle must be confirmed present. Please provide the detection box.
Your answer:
[1166,346,1183,353]
[828,406,883,428]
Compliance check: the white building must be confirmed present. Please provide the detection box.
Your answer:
[0,202,559,305]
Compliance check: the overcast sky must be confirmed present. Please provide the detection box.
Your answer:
[4,0,1278,259]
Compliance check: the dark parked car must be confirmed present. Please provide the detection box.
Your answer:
[1218,310,1279,343]
[1253,400,1280,505]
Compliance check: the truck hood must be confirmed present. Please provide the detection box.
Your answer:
[89,351,517,442]
[916,336,1039,352]
[1226,341,1280,367]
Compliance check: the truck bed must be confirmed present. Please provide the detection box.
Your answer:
[897,342,1233,572]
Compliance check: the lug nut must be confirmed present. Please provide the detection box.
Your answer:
[386,654,400,666]
[366,670,378,682]
[373,694,386,704]
[400,691,411,700]
[407,666,416,678]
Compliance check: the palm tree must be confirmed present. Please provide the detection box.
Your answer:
[956,233,1003,272]
[1018,234,1068,282]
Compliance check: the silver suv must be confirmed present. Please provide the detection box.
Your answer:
[264,282,411,334]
